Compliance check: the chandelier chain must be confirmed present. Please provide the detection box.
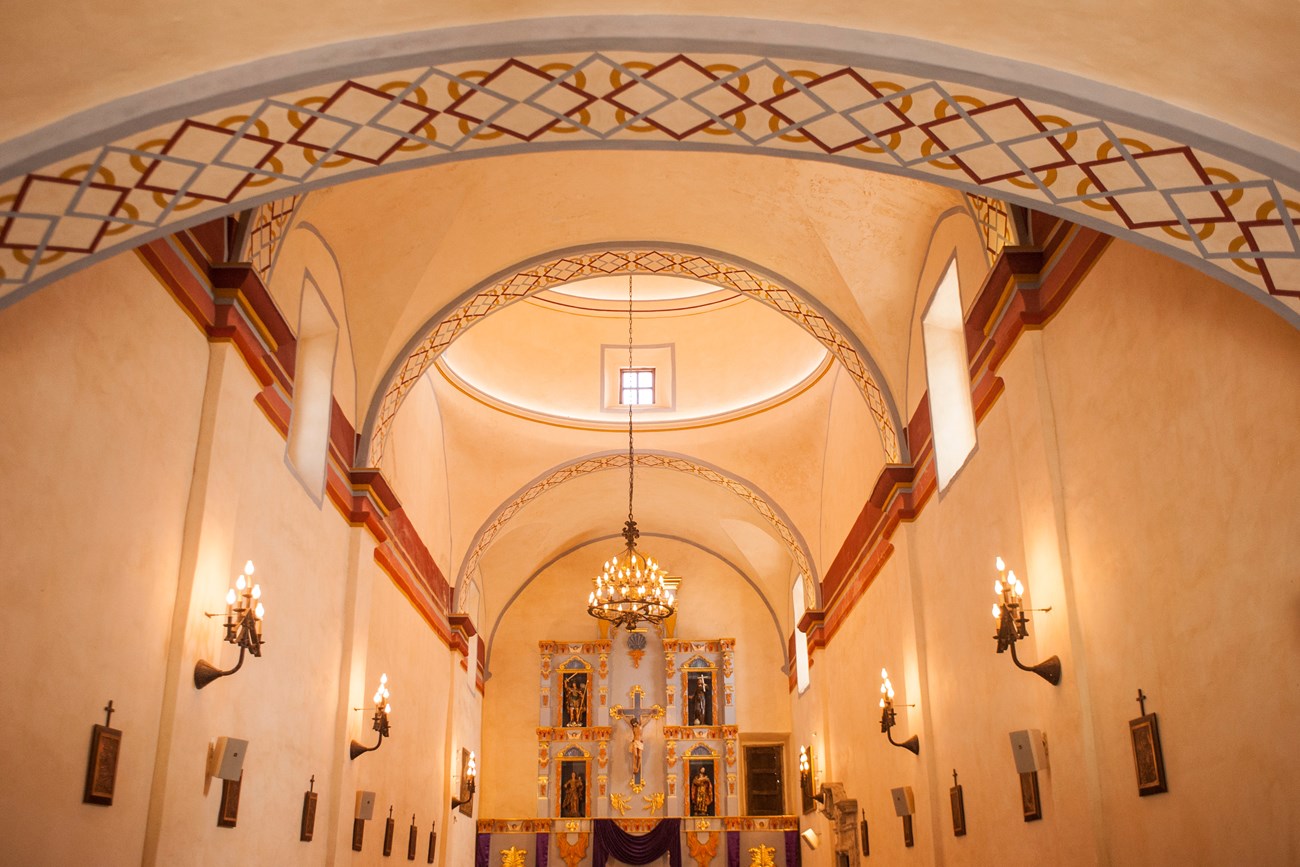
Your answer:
[628,274,634,526]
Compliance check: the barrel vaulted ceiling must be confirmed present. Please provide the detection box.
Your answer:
[2,7,1294,656]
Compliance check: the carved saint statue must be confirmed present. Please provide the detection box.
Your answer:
[628,715,644,777]
[688,673,711,725]
[563,674,587,727]
[562,768,585,817]
[691,765,714,816]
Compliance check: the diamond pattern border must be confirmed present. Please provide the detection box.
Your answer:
[1,51,1295,307]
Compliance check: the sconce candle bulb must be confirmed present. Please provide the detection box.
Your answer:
[991,556,1062,685]
[194,560,266,689]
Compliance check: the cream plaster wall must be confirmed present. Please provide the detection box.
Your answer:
[1037,240,1300,866]
[816,366,885,570]
[150,340,353,866]
[351,573,462,867]
[0,255,208,866]
[480,538,792,819]
[381,375,454,570]
[0,252,479,866]
[801,240,1300,866]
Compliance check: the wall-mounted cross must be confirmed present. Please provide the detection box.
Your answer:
[610,686,664,787]
[1136,688,1148,716]
[309,775,315,793]
[103,700,115,727]
[952,769,959,788]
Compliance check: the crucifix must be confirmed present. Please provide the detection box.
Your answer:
[610,686,664,788]
[103,700,116,728]
[1136,688,1148,716]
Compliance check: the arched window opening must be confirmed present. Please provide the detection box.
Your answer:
[922,259,977,491]
[285,277,339,502]
[792,575,810,694]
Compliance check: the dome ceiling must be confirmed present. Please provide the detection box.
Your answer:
[437,276,831,428]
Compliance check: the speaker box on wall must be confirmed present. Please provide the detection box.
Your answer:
[1009,729,1048,773]
[209,737,248,781]
[355,790,377,820]
[891,786,915,817]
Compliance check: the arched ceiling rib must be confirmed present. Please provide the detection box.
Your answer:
[456,451,816,611]
[1,25,1295,321]
[366,248,905,465]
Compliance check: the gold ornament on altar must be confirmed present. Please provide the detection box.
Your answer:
[748,843,777,867]
[643,792,665,813]
[501,846,528,867]
[558,831,590,867]
[609,792,631,816]
[687,830,720,866]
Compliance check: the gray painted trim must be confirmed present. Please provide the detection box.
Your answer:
[3,17,1296,183]
[361,240,909,467]
[482,532,792,680]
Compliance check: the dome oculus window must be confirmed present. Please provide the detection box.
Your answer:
[620,368,656,405]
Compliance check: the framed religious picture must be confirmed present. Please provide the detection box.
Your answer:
[1019,771,1042,822]
[902,815,914,848]
[217,772,242,828]
[427,826,437,863]
[558,659,592,728]
[950,782,966,836]
[352,818,365,851]
[407,819,418,860]
[300,788,318,841]
[682,659,717,727]
[1129,712,1168,796]
[83,721,123,806]
[557,750,591,818]
[383,812,395,856]
[686,757,718,817]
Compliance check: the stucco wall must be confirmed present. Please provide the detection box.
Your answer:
[0,255,208,865]
[802,239,1300,865]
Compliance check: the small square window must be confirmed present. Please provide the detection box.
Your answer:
[620,367,655,405]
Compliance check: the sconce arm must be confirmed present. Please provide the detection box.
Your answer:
[349,729,386,760]
[886,728,921,755]
[193,645,247,689]
[1009,641,1062,685]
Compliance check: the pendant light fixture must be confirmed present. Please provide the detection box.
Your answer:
[586,276,676,628]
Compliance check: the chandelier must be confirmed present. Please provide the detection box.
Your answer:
[587,276,676,628]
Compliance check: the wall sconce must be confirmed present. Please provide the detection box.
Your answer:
[992,557,1062,685]
[450,750,477,811]
[798,745,817,812]
[879,669,920,755]
[350,674,391,760]
[194,561,265,689]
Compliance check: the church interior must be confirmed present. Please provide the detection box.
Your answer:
[1,5,1297,866]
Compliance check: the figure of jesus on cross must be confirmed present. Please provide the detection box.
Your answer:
[610,686,664,787]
